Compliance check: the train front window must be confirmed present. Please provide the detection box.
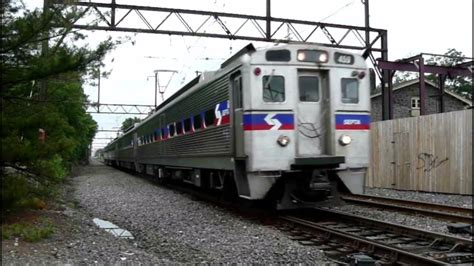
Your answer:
[299,76,320,102]
[263,76,285,102]
[341,78,359,104]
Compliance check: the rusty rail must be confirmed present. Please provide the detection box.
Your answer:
[341,194,473,223]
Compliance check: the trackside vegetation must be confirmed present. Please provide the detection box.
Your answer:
[0,1,123,228]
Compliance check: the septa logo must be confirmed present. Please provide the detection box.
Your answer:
[343,119,361,125]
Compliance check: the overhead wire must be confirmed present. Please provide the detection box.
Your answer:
[318,0,355,22]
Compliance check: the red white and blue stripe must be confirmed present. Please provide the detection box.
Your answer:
[243,113,294,131]
[335,114,370,130]
[214,100,230,126]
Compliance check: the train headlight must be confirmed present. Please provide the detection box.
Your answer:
[277,135,290,147]
[339,135,352,146]
[318,52,328,63]
[297,50,328,63]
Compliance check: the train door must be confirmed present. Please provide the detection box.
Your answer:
[296,70,329,157]
[132,132,138,169]
[232,74,245,158]
[159,114,165,155]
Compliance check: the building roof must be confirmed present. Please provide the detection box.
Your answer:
[371,79,472,106]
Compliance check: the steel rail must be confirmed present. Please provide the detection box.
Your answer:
[341,194,473,223]
[281,208,473,264]
[281,216,446,265]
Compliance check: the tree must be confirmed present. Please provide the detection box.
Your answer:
[121,117,142,132]
[425,49,472,99]
[0,2,123,212]
[392,48,472,100]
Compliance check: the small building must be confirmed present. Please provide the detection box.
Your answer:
[371,79,472,122]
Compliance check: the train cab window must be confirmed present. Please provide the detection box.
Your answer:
[176,121,183,135]
[169,123,176,137]
[265,49,291,62]
[263,76,285,102]
[184,118,192,133]
[204,109,215,127]
[193,114,202,130]
[341,78,359,104]
[299,76,320,102]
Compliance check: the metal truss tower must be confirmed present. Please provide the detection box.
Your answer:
[52,0,391,118]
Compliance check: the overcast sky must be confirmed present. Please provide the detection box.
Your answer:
[24,0,473,151]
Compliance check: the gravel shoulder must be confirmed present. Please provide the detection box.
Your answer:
[3,161,472,264]
[1,170,166,265]
[2,161,330,264]
[71,161,328,264]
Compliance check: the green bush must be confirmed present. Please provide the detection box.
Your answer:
[1,174,32,212]
[2,219,54,242]
[30,154,68,183]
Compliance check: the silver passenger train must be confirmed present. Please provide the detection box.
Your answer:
[103,43,371,209]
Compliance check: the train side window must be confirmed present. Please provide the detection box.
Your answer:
[204,109,215,127]
[299,76,320,102]
[169,123,176,137]
[263,76,285,102]
[161,128,166,139]
[341,78,359,104]
[176,121,183,135]
[184,118,192,133]
[193,114,202,130]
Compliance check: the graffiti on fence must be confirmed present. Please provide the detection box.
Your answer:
[416,152,449,173]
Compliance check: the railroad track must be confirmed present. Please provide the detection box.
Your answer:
[280,208,473,265]
[341,194,473,224]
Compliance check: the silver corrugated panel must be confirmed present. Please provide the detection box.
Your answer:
[167,75,229,122]
[137,126,231,159]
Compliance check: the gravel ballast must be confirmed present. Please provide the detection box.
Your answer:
[331,204,473,239]
[330,187,473,240]
[3,161,472,263]
[365,187,473,208]
[71,161,328,264]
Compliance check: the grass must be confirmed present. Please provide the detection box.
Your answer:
[2,218,54,242]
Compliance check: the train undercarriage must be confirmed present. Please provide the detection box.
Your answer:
[104,158,359,210]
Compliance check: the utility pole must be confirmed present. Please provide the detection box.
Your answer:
[40,0,50,102]
[97,67,101,106]
[363,0,370,51]
[266,0,271,40]
[148,70,177,107]
[154,70,158,107]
